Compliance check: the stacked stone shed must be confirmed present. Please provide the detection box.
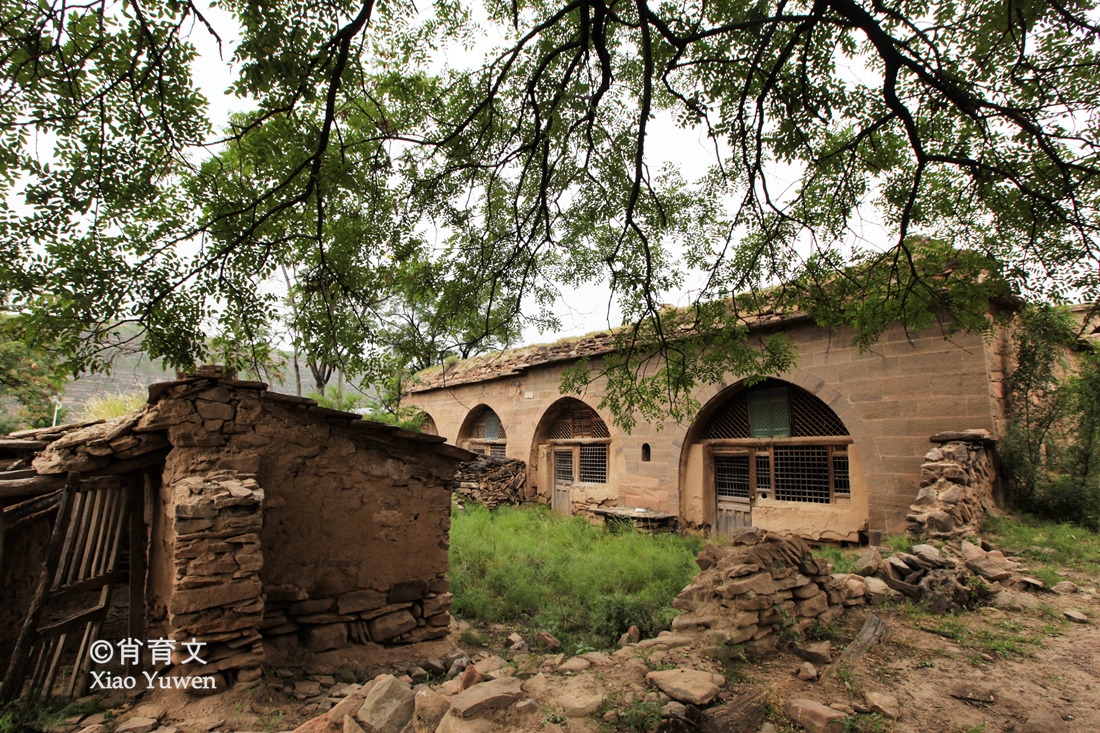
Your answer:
[1,366,472,691]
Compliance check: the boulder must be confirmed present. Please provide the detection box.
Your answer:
[784,699,847,733]
[356,675,415,733]
[449,677,525,718]
[644,668,724,705]
[865,691,900,719]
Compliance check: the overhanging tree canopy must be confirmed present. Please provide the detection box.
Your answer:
[0,0,1097,425]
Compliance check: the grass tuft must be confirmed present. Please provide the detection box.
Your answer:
[449,504,702,650]
[80,391,146,420]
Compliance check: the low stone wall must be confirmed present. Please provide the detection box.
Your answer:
[670,532,867,655]
[906,430,997,541]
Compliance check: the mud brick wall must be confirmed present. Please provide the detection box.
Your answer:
[906,431,997,541]
[140,376,466,669]
[671,533,866,655]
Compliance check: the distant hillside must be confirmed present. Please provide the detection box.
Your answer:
[61,352,309,417]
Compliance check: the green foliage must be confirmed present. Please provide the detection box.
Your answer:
[80,391,147,421]
[812,545,858,574]
[804,618,841,642]
[307,384,366,413]
[844,714,890,733]
[982,514,1100,579]
[617,700,663,732]
[0,329,65,432]
[2,0,1100,427]
[884,535,914,554]
[449,504,702,650]
[1000,305,1100,529]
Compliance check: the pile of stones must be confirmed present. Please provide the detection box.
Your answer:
[906,432,997,541]
[670,531,871,655]
[452,456,527,509]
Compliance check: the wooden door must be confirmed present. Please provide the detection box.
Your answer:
[552,450,573,515]
[714,453,752,534]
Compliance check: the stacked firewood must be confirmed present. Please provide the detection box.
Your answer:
[452,455,526,508]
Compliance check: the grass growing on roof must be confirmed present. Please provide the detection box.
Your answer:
[449,504,703,650]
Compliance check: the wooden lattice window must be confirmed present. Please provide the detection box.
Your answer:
[549,405,610,439]
[466,407,507,457]
[704,380,848,440]
[706,380,851,504]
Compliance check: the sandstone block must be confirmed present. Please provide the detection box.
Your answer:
[413,688,450,733]
[645,669,724,705]
[338,589,387,615]
[449,677,525,718]
[794,592,829,618]
[784,698,846,733]
[422,592,454,617]
[724,573,776,596]
[356,675,415,733]
[388,580,428,603]
[368,610,418,642]
[865,691,899,719]
[304,623,348,652]
[170,578,261,615]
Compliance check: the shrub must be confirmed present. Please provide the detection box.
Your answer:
[1000,305,1100,529]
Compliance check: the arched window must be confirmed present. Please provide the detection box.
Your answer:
[546,403,610,484]
[460,406,508,457]
[704,380,851,504]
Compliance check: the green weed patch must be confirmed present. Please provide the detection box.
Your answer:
[449,504,702,650]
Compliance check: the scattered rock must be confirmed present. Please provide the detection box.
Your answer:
[355,675,415,733]
[534,632,561,651]
[557,657,592,673]
[797,662,818,681]
[795,641,832,665]
[449,677,525,718]
[115,718,159,733]
[1052,581,1079,594]
[412,688,450,733]
[645,668,724,705]
[991,590,1041,611]
[1064,609,1089,624]
[460,665,481,690]
[784,698,847,733]
[864,691,899,720]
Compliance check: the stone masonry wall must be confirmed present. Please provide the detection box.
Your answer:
[142,375,465,669]
[906,430,997,541]
[160,472,266,684]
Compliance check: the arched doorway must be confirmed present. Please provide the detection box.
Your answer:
[689,378,855,537]
[531,398,612,514]
[457,405,508,457]
[416,412,438,436]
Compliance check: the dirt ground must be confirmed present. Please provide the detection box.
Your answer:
[57,570,1099,733]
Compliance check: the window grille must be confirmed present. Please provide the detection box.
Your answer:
[746,388,791,437]
[703,379,848,439]
[578,444,608,483]
[550,405,609,439]
[554,452,574,483]
[715,455,750,498]
[755,452,772,493]
[773,446,832,503]
[832,451,850,494]
[490,444,506,458]
[470,408,507,440]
